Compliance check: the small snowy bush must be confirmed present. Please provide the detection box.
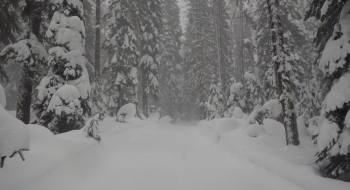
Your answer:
[83,113,104,142]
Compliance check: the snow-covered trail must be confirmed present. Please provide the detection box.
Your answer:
[13,118,303,190]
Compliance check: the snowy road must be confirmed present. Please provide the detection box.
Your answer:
[0,117,305,190]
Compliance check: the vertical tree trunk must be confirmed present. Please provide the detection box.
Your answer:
[95,0,101,79]
[16,64,33,124]
[240,0,244,83]
[213,0,224,84]
[16,8,41,124]
[141,67,148,117]
[267,0,299,146]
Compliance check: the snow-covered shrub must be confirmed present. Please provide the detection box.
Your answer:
[83,113,104,142]
[116,103,136,123]
[316,1,350,179]
[33,0,91,133]
[0,104,30,168]
[248,99,282,125]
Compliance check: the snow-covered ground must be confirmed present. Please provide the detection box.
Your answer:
[0,116,349,190]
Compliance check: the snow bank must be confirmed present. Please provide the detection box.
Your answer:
[246,124,266,138]
[197,118,243,141]
[116,103,136,122]
[0,84,6,107]
[0,105,30,160]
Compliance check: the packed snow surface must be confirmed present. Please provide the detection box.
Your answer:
[0,116,349,190]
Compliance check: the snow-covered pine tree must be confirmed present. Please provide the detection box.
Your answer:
[251,0,308,101]
[205,77,224,120]
[0,32,47,124]
[306,0,347,54]
[267,0,299,146]
[183,0,216,120]
[159,0,183,119]
[316,1,350,180]
[212,0,233,92]
[103,0,139,115]
[33,0,92,134]
[0,0,49,124]
[137,0,162,117]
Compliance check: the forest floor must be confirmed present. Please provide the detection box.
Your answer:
[0,116,349,190]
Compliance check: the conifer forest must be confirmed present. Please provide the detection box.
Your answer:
[1,0,350,189]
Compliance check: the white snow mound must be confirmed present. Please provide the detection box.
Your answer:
[116,103,136,122]
[0,105,30,158]
[246,124,266,138]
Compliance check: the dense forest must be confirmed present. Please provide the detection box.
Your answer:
[1,0,350,183]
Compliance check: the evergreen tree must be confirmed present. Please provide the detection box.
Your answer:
[267,0,300,146]
[103,0,139,115]
[159,0,183,119]
[183,0,216,120]
[212,0,233,92]
[251,0,308,101]
[316,1,350,179]
[1,0,49,124]
[33,0,91,134]
[305,0,347,53]
[0,32,47,124]
[137,0,163,117]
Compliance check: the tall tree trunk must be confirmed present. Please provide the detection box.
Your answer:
[267,0,299,146]
[16,64,33,124]
[141,67,148,117]
[16,9,41,124]
[95,0,101,79]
